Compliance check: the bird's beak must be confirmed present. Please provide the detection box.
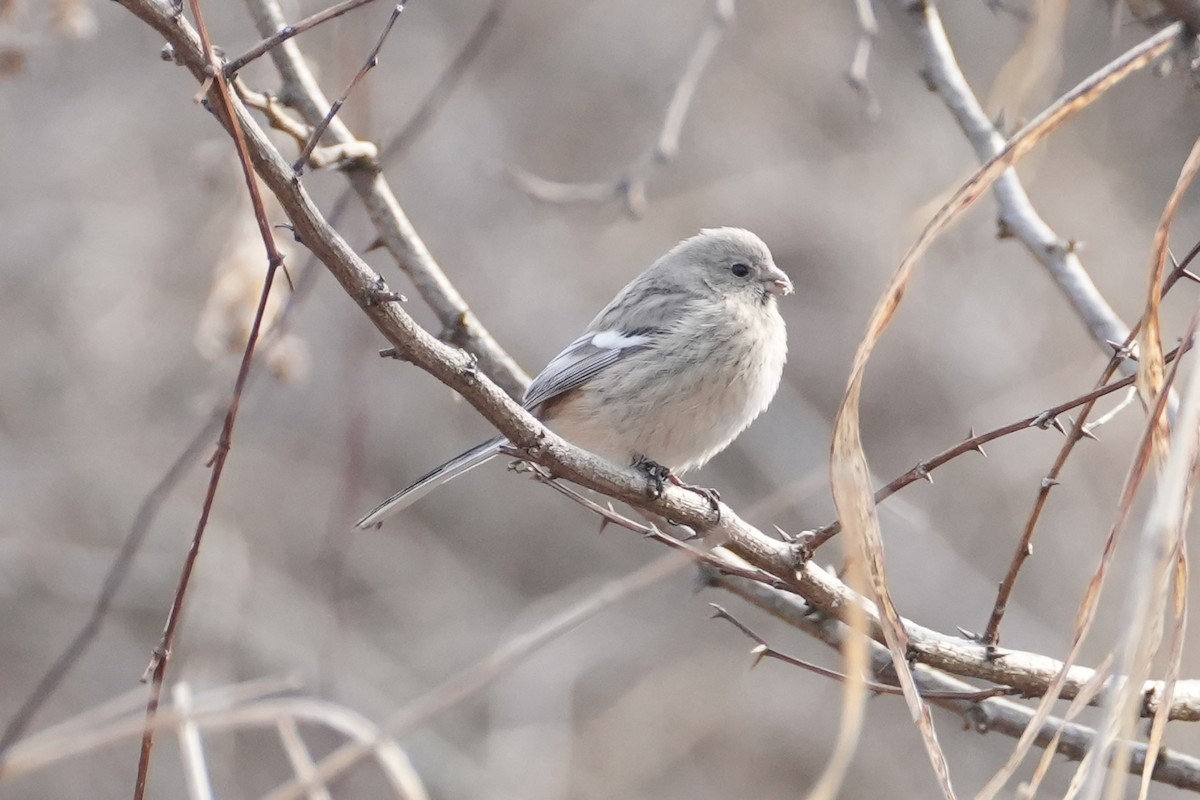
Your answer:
[763,265,793,296]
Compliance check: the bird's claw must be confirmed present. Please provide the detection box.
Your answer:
[633,457,721,520]
[671,476,721,520]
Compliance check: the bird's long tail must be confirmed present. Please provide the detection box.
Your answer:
[355,436,506,528]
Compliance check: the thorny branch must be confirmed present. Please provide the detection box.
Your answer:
[711,574,1200,792]
[132,0,291,793]
[804,338,1189,550]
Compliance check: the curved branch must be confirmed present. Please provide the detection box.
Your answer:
[902,0,1140,379]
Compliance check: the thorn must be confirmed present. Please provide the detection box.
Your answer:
[597,516,610,535]
[749,644,769,668]
[1106,339,1139,360]
[1049,416,1067,435]
[1181,268,1200,284]
[363,275,406,307]
[378,347,405,360]
[1025,542,1033,556]
[1080,424,1099,441]
[916,464,934,484]
[773,524,796,543]
[1041,476,1060,490]
[1031,410,1055,429]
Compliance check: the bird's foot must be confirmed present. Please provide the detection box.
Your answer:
[632,457,721,520]
[634,456,672,500]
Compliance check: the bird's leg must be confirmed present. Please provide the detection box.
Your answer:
[632,456,721,519]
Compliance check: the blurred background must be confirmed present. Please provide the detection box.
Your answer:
[3,0,1200,796]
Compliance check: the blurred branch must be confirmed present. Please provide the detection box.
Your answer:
[0,410,221,757]
[710,573,1200,793]
[243,0,530,398]
[276,718,334,800]
[171,683,216,800]
[379,0,509,164]
[260,554,690,800]
[506,0,735,218]
[901,0,1147,384]
[1,679,428,799]
[845,0,881,119]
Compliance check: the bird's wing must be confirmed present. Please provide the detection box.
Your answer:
[523,327,663,409]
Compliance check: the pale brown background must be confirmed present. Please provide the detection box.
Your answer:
[3,0,1200,797]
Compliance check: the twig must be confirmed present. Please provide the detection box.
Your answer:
[132,0,290,794]
[242,0,530,398]
[520,463,789,589]
[506,0,735,218]
[974,263,1198,800]
[2,679,427,799]
[378,0,508,165]
[293,2,408,175]
[980,241,1200,648]
[225,0,378,75]
[829,15,1183,795]
[805,340,1189,550]
[709,604,1019,702]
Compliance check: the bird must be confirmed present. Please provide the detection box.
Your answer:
[355,227,792,528]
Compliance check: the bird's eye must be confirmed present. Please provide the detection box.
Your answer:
[730,262,751,278]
